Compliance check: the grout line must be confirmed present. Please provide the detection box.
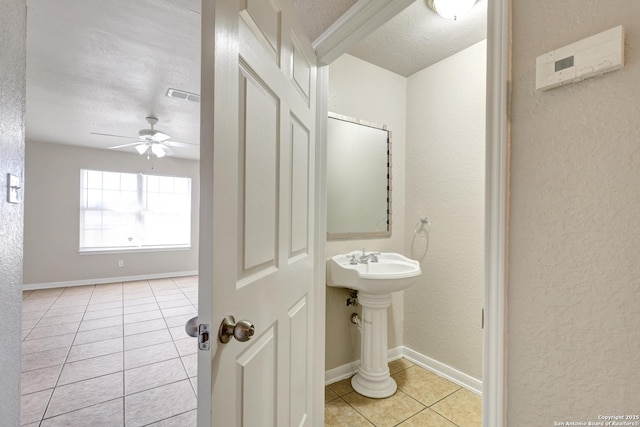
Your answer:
[37,284,97,424]
[151,278,198,397]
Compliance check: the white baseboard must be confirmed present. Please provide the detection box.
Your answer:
[402,346,482,395]
[325,346,482,396]
[22,271,198,291]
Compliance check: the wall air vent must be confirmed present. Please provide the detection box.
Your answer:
[166,88,201,103]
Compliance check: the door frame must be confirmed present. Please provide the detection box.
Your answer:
[312,0,510,426]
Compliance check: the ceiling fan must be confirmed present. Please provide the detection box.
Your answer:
[91,116,194,159]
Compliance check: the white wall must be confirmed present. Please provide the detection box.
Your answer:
[0,0,26,423]
[23,141,199,286]
[404,41,486,381]
[509,1,640,423]
[326,54,407,370]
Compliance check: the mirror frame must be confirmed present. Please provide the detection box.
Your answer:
[326,112,392,240]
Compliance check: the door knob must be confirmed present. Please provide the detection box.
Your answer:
[218,315,255,343]
[185,316,198,337]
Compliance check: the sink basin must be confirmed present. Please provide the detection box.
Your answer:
[328,252,422,294]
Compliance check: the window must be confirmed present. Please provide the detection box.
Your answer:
[80,169,191,252]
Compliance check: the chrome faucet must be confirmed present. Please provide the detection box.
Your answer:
[359,249,380,264]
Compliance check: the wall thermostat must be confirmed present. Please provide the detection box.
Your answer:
[536,25,624,91]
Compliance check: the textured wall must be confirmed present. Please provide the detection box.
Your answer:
[24,141,199,285]
[510,0,640,423]
[404,41,486,381]
[0,0,26,423]
[326,54,407,370]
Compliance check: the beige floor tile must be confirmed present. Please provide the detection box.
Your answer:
[124,302,159,315]
[182,353,197,378]
[174,337,198,356]
[26,322,80,340]
[21,316,40,330]
[157,298,192,309]
[67,337,123,362]
[392,366,460,406]
[25,288,64,300]
[342,390,425,427]
[35,311,84,326]
[431,388,482,427]
[398,408,457,426]
[42,305,86,317]
[327,377,354,397]
[49,297,91,309]
[40,398,124,427]
[164,313,195,328]
[22,332,74,355]
[145,409,197,426]
[22,299,56,313]
[389,358,415,374]
[78,315,122,332]
[190,376,198,396]
[21,365,62,394]
[125,358,188,395]
[82,307,123,321]
[325,386,339,402]
[154,292,186,301]
[86,300,123,312]
[162,305,197,318]
[22,347,69,372]
[124,318,167,336]
[58,352,123,385]
[169,324,192,341]
[125,341,179,370]
[124,296,157,307]
[44,372,123,418]
[124,309,163,324]
[325,397,374,427]
[124,328,173,351]
[123,295,157,306]
[125,379,196,427]
[74,325,123,345]
[21,388,54,425]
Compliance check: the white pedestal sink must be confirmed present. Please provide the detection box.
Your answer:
[327,252,422,398]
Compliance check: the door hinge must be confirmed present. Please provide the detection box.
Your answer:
[481,308,484,329]
[198,324,210,350]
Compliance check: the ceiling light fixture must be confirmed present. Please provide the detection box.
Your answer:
[427,0,477,20]
[151,144,166,158]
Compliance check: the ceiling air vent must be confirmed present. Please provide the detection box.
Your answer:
[166,88,201,103]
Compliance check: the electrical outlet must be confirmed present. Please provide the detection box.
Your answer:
[118,260,124,268]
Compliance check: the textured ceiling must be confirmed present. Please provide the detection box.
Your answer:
[25,0,486,159]
[26,0,202,159]
[293,0,359,41]
[348,0,487,76]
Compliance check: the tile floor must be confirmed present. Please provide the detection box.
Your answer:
[21,276,199,426]
[22,278,481,427]
[325,359,482,427]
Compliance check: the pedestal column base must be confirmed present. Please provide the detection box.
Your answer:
[351,369,397,398]
[351,292,396,399]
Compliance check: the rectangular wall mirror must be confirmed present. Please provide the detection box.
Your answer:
[326,113,391,240]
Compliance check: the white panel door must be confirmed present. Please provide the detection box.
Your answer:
[198,0,317,425]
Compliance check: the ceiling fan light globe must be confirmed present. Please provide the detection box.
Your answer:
[152,131,171,142]
[151,144,166,158]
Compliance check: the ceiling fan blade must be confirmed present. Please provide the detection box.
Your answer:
[108,142,144,149]
[151,131,171,142]
[91,132,138,140]
[135,144,149,155]
[165,140,198,148]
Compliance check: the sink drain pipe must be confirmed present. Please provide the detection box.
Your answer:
[350,313,362,331]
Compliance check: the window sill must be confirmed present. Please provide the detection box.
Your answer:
[78,245,192,255]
